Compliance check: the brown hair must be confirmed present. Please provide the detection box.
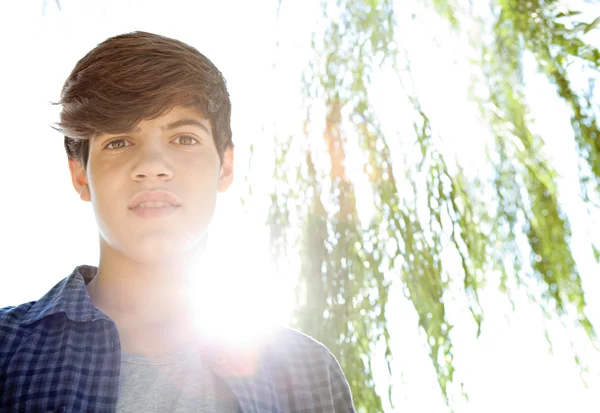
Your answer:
[55,31,233,168]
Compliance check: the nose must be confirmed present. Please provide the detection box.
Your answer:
[130,145,174,182]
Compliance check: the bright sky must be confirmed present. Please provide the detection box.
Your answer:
[0,1,599,412]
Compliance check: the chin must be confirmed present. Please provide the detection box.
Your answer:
[128,236,207,266]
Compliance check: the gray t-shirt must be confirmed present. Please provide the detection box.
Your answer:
[116,346,237,413]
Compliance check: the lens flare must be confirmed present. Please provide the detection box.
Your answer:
[184,234,293,350]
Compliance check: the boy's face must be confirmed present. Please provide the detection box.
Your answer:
[68,105,234,264]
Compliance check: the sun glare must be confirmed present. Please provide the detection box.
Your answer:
[185,221,293,349]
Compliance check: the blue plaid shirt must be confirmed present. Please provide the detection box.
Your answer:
[0,265,356,412]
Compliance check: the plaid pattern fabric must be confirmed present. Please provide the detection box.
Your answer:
[0,265,356,413]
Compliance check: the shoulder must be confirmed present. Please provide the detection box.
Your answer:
[0,302,37,368]
[0,301,36,329]
[264,327,356,411]
[266,326,346,376]
[269,326,331,360]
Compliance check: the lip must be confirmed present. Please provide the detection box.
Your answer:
[128,190,182,210]
[131,204,179,219]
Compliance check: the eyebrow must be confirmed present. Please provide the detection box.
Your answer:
[131,118,211,135]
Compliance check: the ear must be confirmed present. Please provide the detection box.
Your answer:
[68,158,91,202]
[218,145,234,192]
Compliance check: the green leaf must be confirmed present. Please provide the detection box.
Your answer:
[556,10,583,18]
[584,16,600,34]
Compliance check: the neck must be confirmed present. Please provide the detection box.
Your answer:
[86,238,207,355]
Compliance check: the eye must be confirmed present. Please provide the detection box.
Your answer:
[173,134,200,146]
[105,138,131,150]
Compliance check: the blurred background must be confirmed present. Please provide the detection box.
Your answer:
[0,0,599,412]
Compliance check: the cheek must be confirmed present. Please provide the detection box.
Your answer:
[184,152,221,182]
[181,156,221,219]
[87,167,125,231]
[89,164,118,197]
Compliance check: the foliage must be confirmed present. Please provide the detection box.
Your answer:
[268,0,600,411]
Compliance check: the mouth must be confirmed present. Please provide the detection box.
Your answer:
[130,203,180,219]
[131,201,179,209]
[128,190,183,210]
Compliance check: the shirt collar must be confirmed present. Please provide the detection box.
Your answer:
[19,265,283,413]
[20,265,110,326]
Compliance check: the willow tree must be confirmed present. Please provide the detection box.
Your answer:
[267,1,600,411]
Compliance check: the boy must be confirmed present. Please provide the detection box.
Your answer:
[0,31,355,412]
